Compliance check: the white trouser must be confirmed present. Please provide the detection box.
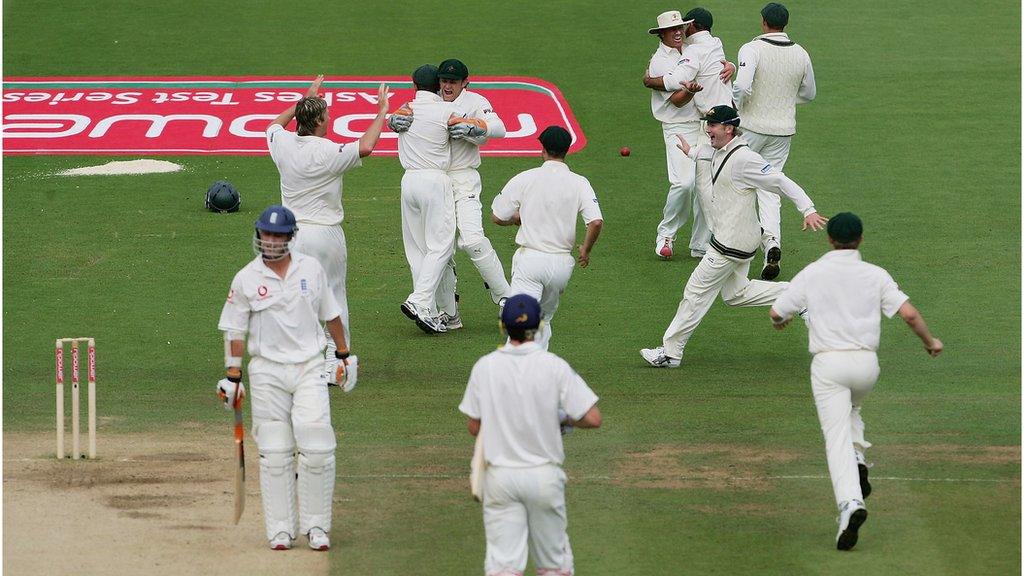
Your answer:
[743,130,792,257]
[294,222,350,355]
[401,169,456,315]
[811,351,878,508]
[662,245,788,358]
[657,121,711,252]
[483,465,574,576]
[249,355,337,539]
[509,248,575,351]
[437,168,511,313]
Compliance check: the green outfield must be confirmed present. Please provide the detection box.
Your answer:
[3,0,1020,574]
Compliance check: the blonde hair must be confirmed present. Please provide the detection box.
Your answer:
[295,97,327,135]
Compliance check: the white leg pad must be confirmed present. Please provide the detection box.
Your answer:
[256,421,297,541]
[295,422,337,534]
[464,238,510,304]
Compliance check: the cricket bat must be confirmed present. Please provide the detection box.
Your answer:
[470,428,485,503]
[232,383,246,524]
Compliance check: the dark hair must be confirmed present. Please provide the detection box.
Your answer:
[761,3,789,29]
[543,146,567,159]
[506,327,536,342]
[830,238,861,250]
[295,97,327,135]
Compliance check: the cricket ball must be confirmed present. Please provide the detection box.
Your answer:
[620,147,631,157]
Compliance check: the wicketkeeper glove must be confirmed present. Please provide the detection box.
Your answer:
[216,368,246,410]
[447,117,487,139]
[388,106,413,133]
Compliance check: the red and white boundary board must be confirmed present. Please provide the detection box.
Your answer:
[1,76,586,156]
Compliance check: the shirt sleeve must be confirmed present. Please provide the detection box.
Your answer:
[266,124,284,160]
[797,50,816,103]
[558,361,599,421]
[458,362,483,419]
[217,273,251,333]
[731,42,758,109]
[467,94,506,144]
[324,140,363,175]
[771,269,808,320]
[491,175,522,220]
[879,273,910,318]
[578,178,603,224]
[662,48,700,90]
[733,153,816,216]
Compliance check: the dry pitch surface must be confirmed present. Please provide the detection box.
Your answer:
[4,429,328,576]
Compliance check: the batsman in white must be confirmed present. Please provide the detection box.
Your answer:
[394,64,460,334]
[640,105,827,368]
[730,2,817,280]
[267,75,389,382]
[390,58,510,330]
[769,212,943,551]
[459,294,602,576]
[491,126,603,351]
[217,205,353,551]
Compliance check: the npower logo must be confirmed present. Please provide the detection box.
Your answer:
[1,77,586,156]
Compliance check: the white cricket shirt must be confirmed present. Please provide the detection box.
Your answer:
[491,160,603,254]
[266,124,362,226]
[398,91,457,171]
[450,89,506,171]
[689,136,814,255]
[647,43,695,124]
[772,250,910,354]
[662,31,734,116]
[218,252,342,364]
[732,32,816,136]
[459,342,599,468]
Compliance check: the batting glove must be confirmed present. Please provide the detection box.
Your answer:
[216,370,246,410]
[448,122,486,140]
[387,108,411,130]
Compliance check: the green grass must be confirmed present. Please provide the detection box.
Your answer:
[3,0,1019,574]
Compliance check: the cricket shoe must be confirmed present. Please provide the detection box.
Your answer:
[836,500,868,551]
[656,237,673,259]
[761,246,782,280]
[269,532,293,551]
[640,347,681,368]
[307,527,330,551]
[440,311,463,330]
[401,301,447,334]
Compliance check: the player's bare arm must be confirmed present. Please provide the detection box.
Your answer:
[569,406,602,429]
[269,74,324,129]
[643,73,670,91]
[466,418,481,437]
[491,211,521,226]
[897,301,944,357]
[357,83,390,157]
[577,219,603,268]
[669,81,703,107]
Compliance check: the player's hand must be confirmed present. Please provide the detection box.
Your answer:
[217,376,245,410]
[675,133,691,156]
[719,60,735,83]
[388,112,413,133]
[557,409,573,436]
[306,75,324,98]
[802,212,828,231]
[376,83,390,114]
[926,338,944,357]
[577,246,591,268]
[682,81,703,94]
[643,73,658,88]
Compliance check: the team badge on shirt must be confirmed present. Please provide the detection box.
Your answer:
[257,285,269,298]
[300,279,309,297]
[760,163,773,174]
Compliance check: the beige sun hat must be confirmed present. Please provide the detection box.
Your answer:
[648,10,692,34]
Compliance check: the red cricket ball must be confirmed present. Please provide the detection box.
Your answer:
[620,147,631,157]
